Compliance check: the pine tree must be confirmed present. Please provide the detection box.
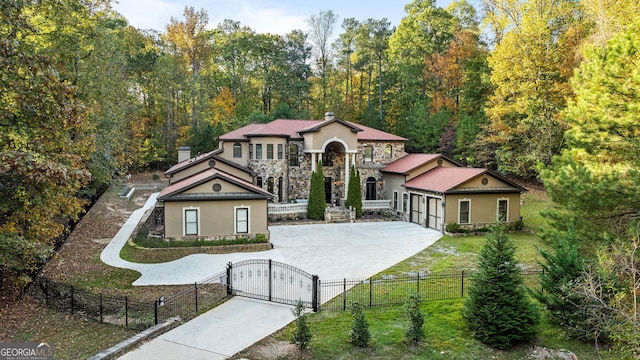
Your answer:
[307,161,325,220]
[291,300,312,350]
[463,224,539,349]
[345,165,362,218]
[404,293,425,343]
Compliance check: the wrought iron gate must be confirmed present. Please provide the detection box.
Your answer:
[227,259,319,311]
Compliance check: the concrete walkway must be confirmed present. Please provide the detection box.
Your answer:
[102,194,442,359]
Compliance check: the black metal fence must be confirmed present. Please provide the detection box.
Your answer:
[319,269,542,311]
[27,271,229,330]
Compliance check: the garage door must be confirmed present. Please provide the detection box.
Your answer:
[410,194,422,225]
[427,197,442,230]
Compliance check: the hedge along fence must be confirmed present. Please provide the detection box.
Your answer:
[319,269,543,312]
[27,271,229,330]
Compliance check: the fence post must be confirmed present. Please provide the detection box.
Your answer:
[70,285,74,314]
[417,272,420,295]
[369,277,372,308]
[342,278,347,311]
[194,282,198,313]
[100,293,103,324]
[44,279,49,307]
[461,270,465,298]
[125,296,128,328]
[541,268,544,294]
[268,259,273,302]
[226,262,233,296]
[312,275,319,312]
[154,299,158,326]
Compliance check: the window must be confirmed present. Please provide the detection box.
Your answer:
[267,144,274,159]
[184,208,199,236]
[256,144,262,159]
[322,151,333,166]
[498,199,508,222]
[267,177,274,194]
[402,193,408,213]
[393,191,398,210]
[233,143,242,158]
[277,144,283,159]
[249,144,253,160]
[385,144,392,159]
[235,207,249,234]
[256,176,263,188]
[459,200,470,224]
[364,146,373,163]
[289,144,299,166]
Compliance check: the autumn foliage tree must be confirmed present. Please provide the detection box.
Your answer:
[0,0,92,285]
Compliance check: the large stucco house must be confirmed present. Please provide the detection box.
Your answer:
[157,113,526,240]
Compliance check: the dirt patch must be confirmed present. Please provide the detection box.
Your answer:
[233,337,310,360]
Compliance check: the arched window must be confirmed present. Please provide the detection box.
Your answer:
[267,177,275,194]
[384,144,392,159]
[289,144,299,166]
[364,146,373,163]
[233,143,242,158]
[365,177,376,200]
[256,176,263,188]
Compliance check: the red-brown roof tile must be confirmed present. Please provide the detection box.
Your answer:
[158,167,271,200]
[217,118,406,142]
[381,154,441,174]
[403,167,487,193]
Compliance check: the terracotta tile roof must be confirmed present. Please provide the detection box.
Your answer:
[403,167,487,193]
[164,149,251,176]
[158,167,272,200]
[217,118,406,142]
[381,154,441,174]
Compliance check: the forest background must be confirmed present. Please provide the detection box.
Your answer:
[1,0,639,350]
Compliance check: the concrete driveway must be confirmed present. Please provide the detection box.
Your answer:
[100,193,442,285]
[104,194,441,359]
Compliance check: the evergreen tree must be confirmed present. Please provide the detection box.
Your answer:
[463,225,539,349]
[349,302,370,347]
[345,165,362,218]
[307,161,325,220]
[291,300,312,350]
[534,227,590,340]
[404,293,425,343]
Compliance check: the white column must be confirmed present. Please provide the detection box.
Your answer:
[311,153,316,172]
[344,152,350,198]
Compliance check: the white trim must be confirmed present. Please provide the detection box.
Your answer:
[458,199,471,224]
[321,137,351,153]
[234,205,250,234]
[183,207,200,236]
[497,198,509,222]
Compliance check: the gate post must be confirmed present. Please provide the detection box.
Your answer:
[312,275,319,312]
[226,262,233,296]
[268,259,273,302]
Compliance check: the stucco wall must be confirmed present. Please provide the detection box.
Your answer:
[164,199,268,239]
[444,193,521,228]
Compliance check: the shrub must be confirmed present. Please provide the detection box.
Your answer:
[404,294,425,344]
[152,172,161,181]
[292,300,312,350]
[349,302,370,347]
[307,161,325,220]
[445,222,461,233]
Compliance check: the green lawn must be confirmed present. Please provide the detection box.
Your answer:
[238,191,627,359]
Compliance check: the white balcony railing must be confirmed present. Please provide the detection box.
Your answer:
[362,199,392,210]
[268,203,307,215]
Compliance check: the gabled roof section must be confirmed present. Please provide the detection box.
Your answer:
[381,154,442,174]
[215,118,406,142]
[158,168,272,201]
[164,149,251,176]
[403,167,526,194]
[298,117,363,134]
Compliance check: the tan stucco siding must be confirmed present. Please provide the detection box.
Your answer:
[184,179,248,194]
[457,174,512,189]
[444,193,521,227]
[164,199,268,238]
[302,122,358,152]
[382,174,406,208]
[220,141,250,166]
[169,161,211,184]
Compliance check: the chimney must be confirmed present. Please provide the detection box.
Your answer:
[324,111,335,121]
[178,146,191,163]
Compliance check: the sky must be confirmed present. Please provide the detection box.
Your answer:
[112,0,457,35]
